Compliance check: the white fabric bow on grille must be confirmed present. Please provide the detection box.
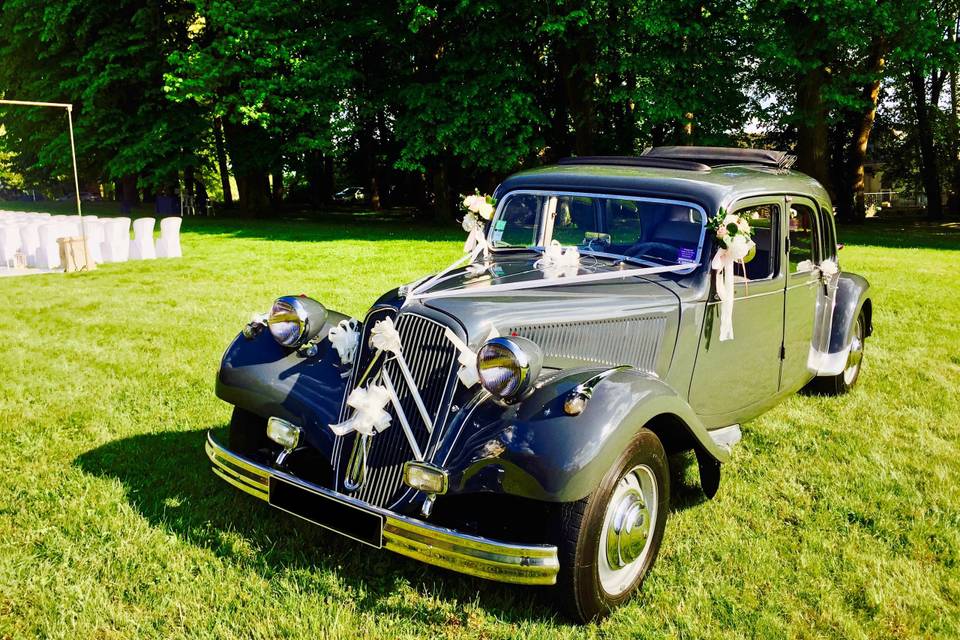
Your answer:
[370,317,403,354]
[328,318,360,365]
[711,234,754,341]
[328,384,393,437]
[535,240,581,278]
[368,316,434,433]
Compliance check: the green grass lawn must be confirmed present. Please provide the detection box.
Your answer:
[0,212,958,639]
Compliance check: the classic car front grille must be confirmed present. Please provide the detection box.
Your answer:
[333,310,459,508]
[507,315,667,373]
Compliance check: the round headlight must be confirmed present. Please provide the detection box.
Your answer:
[476,336,542,400]
[267,295,327,348]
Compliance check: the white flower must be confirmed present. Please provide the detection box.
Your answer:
[463,194,486,213]
[476,200,495,220]
[737,217,751,234]
[722,213,739,227]
[727,234,753,261]
[461,211,479,233]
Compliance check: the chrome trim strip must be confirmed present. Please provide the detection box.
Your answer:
[206,432,559,585]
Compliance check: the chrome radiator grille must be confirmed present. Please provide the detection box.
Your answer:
[334,310,459,508]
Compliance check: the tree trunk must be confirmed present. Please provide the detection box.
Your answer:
[271,169,283,206]
[431,157,453,222]
[795,63,831,190]
[844,38,887,222]
[213,117,233,206]
[558,41,596,156]
[908,65,943,220]
[949,17,960,215]
[119,174,139,214]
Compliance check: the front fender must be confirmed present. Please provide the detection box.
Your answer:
[438,367,727,503]
[215,307,352,456]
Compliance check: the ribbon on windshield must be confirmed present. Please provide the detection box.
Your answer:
[409,261,691,302]
[534,240,581,278]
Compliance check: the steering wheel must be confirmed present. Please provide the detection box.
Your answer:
[622,240,678,261]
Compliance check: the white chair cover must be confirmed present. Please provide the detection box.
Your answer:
[101,218,131,263]
[37,222,63,269]
[19,223,42,267]
[155,217,182,258]
[129,217,156,260]
[0,225,20,267]
[82,218,105,263]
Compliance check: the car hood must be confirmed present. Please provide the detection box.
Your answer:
[415,253,682,375]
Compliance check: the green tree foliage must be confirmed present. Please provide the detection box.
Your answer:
[0,0,206,199]
[1,0,959,219]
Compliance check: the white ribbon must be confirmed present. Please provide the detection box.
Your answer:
[710,234,754,341]
[534,240,580,278]
[328,318,360,365]
[462,212,491,258]
[410,262,690,301]
[369,317,434,433]
[329,384,392,437]
[443,327,479,387]
[380,367,424,460]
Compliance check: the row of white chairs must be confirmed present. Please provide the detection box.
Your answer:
[0,212,182,269]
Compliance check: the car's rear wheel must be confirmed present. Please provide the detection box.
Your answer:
[551,428,669,623]
[809,310,866,396]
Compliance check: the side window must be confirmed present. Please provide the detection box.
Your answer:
[818,206,837,262]
[789,202,820,272]
[733,203,778,280]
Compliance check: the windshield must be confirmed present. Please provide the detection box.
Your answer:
[489,191,706,269]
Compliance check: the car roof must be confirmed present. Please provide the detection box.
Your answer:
[495,159,832,214]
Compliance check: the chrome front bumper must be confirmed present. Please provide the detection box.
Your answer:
[205,432,559,585]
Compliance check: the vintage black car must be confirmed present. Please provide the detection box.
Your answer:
[206,147,872,621]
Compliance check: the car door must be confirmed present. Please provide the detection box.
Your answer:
[779,196,822,393]
[689,196,786,424]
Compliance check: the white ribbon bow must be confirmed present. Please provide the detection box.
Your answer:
[818,258,839,278]
[462,212,491,258]
[711,234,755,341]
[328,318,360,365]
[370,317,403,354]
[329,384,393,437]
[535,240,581,278]
[369,316,434,433]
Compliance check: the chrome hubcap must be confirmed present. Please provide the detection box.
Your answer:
[844,318,865,385]
[598,465,657,596]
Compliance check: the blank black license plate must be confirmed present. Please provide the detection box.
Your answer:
[269,477,384,548]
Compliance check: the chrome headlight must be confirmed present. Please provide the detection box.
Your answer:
[267,295,327,348]
[476,336,542,400]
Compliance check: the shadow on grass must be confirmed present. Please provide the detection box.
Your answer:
[74,428,713,624]
[73,427,561,625]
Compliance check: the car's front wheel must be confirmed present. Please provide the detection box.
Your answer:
[551,428,669,622]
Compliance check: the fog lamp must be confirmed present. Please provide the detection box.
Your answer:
[402,461,448,495]
[266,417,301,450]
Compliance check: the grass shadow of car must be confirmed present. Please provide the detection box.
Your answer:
[73,427,711,624]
